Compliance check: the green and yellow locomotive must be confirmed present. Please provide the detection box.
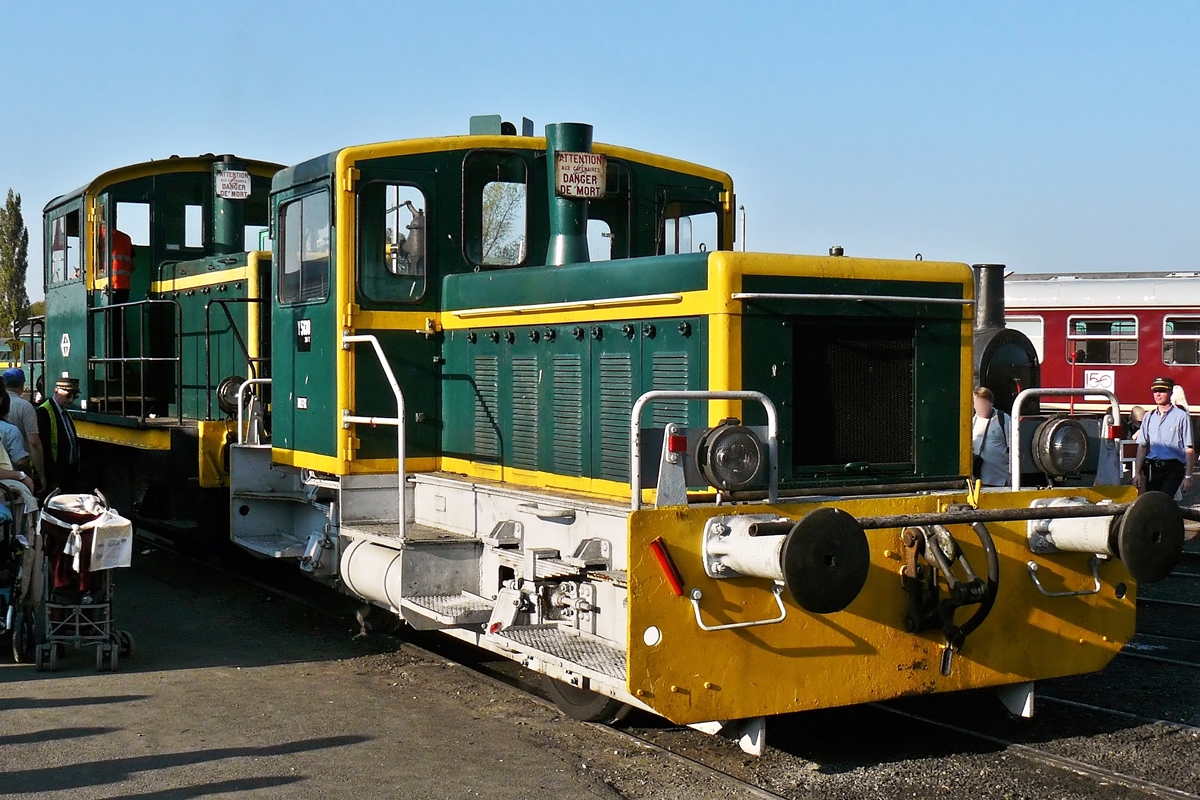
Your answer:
[35,118,1183,751]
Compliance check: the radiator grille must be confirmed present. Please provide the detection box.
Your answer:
[650,351,690,427]
[473,355,500,461]
[599,353,633,481]
[511,357,539,470]
[552,354,584,476]
[792,322,915,468]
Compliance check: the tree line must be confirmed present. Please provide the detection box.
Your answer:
[0,188,31,338]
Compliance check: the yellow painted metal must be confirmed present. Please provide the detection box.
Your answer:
[246,252,265,367]
[74,420,171,451]
[626,486,1136,724]
[270,447,435,476]
[149,266,251,294]
[197,419,234,488]
[438,456,656,503]
[81,158,279,291]
[440,290,719,330]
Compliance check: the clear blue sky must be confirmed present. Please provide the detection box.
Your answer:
[3,1,1198,300]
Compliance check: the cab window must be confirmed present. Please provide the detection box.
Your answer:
[463,151,527,267]
[661,200,718,255]
[587,160,631,260]
[48,209,82,285]
[278,191,330,304]
[357,183,427,304]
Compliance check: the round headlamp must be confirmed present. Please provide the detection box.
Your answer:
[216,375,247,417]
[696,421,766,492]
[1032,418,1088,477]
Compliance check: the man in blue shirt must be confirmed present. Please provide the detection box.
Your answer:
[1133,376,1195,498]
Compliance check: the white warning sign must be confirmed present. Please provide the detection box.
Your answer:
[554,152,606,199]
[216,169,252,200]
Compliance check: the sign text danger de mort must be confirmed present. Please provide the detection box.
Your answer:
[555,152,606,199]
[216,170,252,200]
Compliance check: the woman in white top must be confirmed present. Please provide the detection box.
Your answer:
[971,387,1012,487]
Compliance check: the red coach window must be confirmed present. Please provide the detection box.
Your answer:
[1164,317,1200,365]
[1067,316,1137,365]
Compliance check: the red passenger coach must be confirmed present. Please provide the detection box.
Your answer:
[1005,271,1200,416]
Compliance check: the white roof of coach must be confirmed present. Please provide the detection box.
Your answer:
[1005,271,1200,310]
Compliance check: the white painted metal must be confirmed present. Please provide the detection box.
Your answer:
[235,378,272,445]
[701,514,787,580]
[996,681,1036,718]
[340,539,404,610]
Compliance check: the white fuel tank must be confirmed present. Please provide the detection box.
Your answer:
[340,539,404,610]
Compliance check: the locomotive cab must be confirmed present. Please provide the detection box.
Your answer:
[38,155,284,538]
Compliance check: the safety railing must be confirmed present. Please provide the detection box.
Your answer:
[204,298,268,420]
[342,334,407,538]
[1009,388,1121,491]
[87,299,183,420]
[629,389,780,511]
[236,378,272,445]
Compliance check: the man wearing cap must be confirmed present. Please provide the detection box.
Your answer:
[35,376,81,496]
[3,367,44,482]
[1133,377,1195,499]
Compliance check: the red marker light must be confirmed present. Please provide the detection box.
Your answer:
[649,537,685,597]
[1108,424,1122,441]
[668,434,689,454]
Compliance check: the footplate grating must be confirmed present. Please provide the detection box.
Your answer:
[494,625,626,681]
[400,593,493,627]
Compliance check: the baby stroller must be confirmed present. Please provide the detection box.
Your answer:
[34,492,135,672]
[1,481,41,662]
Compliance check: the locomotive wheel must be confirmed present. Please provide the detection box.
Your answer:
[48,643,60,672]
[96,645,107,672]
[108,645,119,672]
[11,611,34,663]
[34,643,45,671]
[117,630,135,659]
[544,678,630,724]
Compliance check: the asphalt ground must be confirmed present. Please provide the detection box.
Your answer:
[3,545,1199,800]
[0,550,757,800]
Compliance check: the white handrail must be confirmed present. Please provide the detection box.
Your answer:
[1009,388,1121,491]
[236,378,272,445]
[630,389,780,511]
[343,334,406,537]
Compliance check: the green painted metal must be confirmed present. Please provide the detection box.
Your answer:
[270,181,338,458]
[351,329,440,461]
[544,123,593,266]
[211,158,246,255]
[739,274,967,486]
[442,253,709,311]
[442,317,704,480]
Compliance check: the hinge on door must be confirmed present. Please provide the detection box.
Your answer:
[720,189,734,213]
[341,167,360,193]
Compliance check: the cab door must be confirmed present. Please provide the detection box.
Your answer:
[271,186,338,464]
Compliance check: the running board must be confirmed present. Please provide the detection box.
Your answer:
[399,593,494,629]
[490,625,626,684]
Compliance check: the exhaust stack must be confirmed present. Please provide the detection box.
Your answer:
[544,122,593,266]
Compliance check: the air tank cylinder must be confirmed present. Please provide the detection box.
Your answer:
[544,122,592,266]
[340,539,404,609]
[212,156,246,255]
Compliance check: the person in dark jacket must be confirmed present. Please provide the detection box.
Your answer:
[35,376,80,497]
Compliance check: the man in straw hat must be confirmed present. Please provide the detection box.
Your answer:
[35,375,81,497]
[1133,376,1195,499]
